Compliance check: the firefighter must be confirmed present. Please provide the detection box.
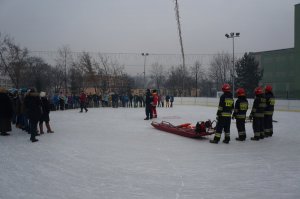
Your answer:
[210,83,234,144]
[232,88,248,141]
[264,85,275,137]
[249,87,266,141]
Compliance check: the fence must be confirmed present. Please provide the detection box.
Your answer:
[173,97,300,112]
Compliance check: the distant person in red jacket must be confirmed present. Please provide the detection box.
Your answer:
[79,91,88,113]
[152,90,158,118]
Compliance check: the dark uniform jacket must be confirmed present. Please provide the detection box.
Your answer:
[265,92,275,116]
[250,94,266,118]
[232,96,248,119]
[217,92,234,117]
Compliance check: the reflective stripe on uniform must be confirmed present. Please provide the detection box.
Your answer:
[264,111,273,115]
[254,132,260,136]
[254,113,264,117]
[235,115,246,119]
[215,133,221,138]
[238,131,246,136]
[221,113,231,117]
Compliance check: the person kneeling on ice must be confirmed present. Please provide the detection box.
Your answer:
[249,87,266,141]
[210,83,234,144]
[232,88,248,141]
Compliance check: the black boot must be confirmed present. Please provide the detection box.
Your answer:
[251,136,260,141]
[210,136,220,144]
[0,132,10,136]
[30,138,39,142]
[235,137,245,141]
[144,117,149,120]
[223,136,230,144]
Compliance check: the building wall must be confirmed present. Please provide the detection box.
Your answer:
[295,4,300,52]
[252,4,300,99]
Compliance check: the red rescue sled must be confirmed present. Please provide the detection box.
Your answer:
[151,120,215,139]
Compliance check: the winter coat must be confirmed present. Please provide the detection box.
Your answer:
[152,92,158,106]
[24,92,42,122]
[145,90,153,105]
[0,92,13,119]
[79,93,87,103]
[40,97,51,122]
[0,91,13,132]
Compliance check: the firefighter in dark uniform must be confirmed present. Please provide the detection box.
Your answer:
[232,88,248,141]
[210,83,234,144]
[249,87,266,141]
[264,85,275,137]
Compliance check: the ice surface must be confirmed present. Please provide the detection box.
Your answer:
[1,105,300,199]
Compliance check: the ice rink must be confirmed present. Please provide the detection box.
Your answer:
[1,105,300,199]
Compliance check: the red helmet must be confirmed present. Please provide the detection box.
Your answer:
[265,85,272,93]
[222,83,231,92]
[236,88,245,97]
[254,87,263,95]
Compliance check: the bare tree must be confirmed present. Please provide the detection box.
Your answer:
[76,52,99,93]
[208,52,231,90]
[68,63,83,94]
[97,54,127,94]
[190,61,205,97]
[56,45,73,93]
[165,65,189,96]
[0,33,28,88]
[150,62,165,90]
[23,56,52,92]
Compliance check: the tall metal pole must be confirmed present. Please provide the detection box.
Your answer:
[232,36,235,96]
[141,53,149,89]
[225,32,240,96]
[64,51,67,95]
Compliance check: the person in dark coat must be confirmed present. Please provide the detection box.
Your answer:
[144,89,153,120]
[24,88,42,142]
[0,87,13,136]
[210,83,234,144]
[39,92,54,134]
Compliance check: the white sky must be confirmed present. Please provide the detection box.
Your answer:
[0,0,300,55]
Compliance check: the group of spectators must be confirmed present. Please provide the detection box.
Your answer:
[0,87,54,142]
[0,87,175,142]
[49,92,174,110]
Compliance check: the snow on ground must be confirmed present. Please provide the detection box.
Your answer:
[1,105,300,199]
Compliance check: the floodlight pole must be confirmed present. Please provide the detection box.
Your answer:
[225,32,240,96]
[141,53,149,89]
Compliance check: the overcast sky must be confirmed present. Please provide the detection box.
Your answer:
[0,0,300,55]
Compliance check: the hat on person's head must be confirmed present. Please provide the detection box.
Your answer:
[40,91,46,97]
